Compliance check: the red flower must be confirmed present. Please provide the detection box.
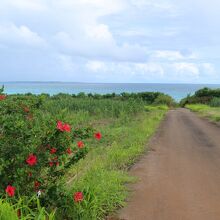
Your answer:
[77,141,84,149]
[55,161,59,166]
[5,185,16,197]
[57,121,71,132]
[0,95,6,101]
[50,148,57,154]
[63,123,71,132]
[49,162,54,167]
[94,132,102,140]
[34,181,40,190]
[73,192,83,202]
[26,154,37,166]
[57,121,64,131]
[66,147,72,155]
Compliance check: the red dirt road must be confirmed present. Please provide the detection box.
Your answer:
[117,108,220,220]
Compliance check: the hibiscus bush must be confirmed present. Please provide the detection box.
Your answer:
[0,94,101,212]
[0,89,151,219]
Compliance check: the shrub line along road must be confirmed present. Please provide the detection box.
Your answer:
[117,108,220,220]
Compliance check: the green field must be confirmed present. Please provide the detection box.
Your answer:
[186,104,220,122]
[0,93,168,219]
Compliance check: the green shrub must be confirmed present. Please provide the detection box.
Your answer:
[153,94,175,107]
[181,87,220,106]
[210,97,220,107]
[0,95,99,214]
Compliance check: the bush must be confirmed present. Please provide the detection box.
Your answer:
[153,94,175,107]
[0,95,100,215]
[210,97,220,107]
[181,87,220,106]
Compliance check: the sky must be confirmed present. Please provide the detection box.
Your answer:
[0,0,220,83]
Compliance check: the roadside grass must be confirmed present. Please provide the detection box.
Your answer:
[62,108,167,219]
[186,104,220,122]
[145,105,169,112]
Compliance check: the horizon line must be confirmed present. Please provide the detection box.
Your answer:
[1,81,220,85]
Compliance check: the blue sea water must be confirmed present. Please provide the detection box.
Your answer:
[2,82,220,101]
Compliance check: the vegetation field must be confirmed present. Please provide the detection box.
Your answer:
[181,87,220,122]
[186,104,220,122]
[0,90,168,219]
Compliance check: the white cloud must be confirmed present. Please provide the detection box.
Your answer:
[172,63,199,77]
[130,0,174,11]
[85,24,114,42]
[0,0,219,83]
[57,54,75,72]
[134,63,164,76]
[84,60,165,82]
[0,23,46,47]
[83,60,217,82]
[0,0,47,11]
[86,60,106,72]
[201,63,215,75]
[151,50,197,61]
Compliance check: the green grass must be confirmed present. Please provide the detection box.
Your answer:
[186,104,220,122]
[144,105,169,112]
[0,200,18,220]
[62,109,167,219]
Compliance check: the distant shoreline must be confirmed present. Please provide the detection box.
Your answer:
[1,81,220,85]
[2,82,220,101]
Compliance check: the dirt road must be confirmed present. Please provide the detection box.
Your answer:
[117,108,220,220]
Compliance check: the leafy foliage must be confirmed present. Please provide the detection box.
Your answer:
[180,87,220,107]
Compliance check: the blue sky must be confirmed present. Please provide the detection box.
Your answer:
[0,0,220,83]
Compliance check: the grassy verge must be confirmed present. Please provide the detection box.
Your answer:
[186,104,220,122]
[63,108,167,219]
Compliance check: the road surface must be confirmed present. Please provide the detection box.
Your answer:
[116,108,220,220]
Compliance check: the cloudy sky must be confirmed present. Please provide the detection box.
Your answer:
[0,0,220,83]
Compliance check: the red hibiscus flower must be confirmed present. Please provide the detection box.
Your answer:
[26,154,37,166]
[66,147,72,155]
[49,162,54,167]
[73,192,83,202]
[77,141,84,149]
[34,181,40,190]
[5,185,16,197]
[94,132,102,140]
[63,123,71,132]
[50,148,57,154]
[0,95,6,101]
[57,121,71,132]
[57,121,64,131]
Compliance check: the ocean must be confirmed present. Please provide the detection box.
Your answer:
[2,82,220,101]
